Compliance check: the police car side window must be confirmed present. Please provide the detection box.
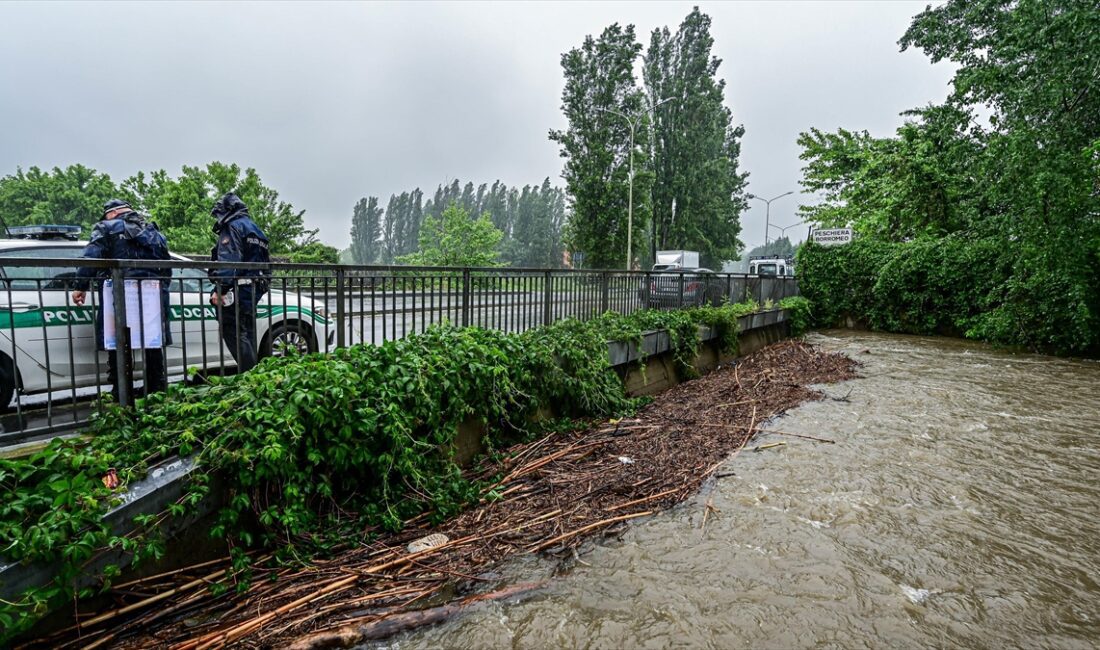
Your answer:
[170,267,210,293]
[0,247,81,291]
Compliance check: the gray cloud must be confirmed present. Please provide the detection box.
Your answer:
[0,1,953,252]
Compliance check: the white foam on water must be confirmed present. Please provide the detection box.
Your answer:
[901,584,933,604]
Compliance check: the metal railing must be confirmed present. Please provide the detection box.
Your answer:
[0,257,798,443]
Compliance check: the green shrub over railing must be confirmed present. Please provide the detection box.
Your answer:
[0,300,765,639]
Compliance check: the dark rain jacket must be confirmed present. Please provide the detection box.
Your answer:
[74,211,172,349]
[209,199,271,294]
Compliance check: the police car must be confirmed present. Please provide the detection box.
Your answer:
[0,226,335,407]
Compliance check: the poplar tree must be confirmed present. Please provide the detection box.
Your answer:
[645,7,748,267]
[550,23,652,269]
[350,196,382,264]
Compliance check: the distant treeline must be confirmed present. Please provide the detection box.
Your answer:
[350,178,567,268]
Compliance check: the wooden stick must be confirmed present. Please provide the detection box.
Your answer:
[76,567,228,630]
[754,428,835,444]
[184,575,359,650]
[110,555,233,591]
[606,487,681,511]
[528,511,653,553]
[258,586,426,641]
[753,441,787,452]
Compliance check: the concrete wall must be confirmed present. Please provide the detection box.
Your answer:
[617,310,789,396]
[454,308,791,456]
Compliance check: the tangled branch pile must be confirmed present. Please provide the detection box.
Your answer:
[28,338,857,649]
[2,301,779,640]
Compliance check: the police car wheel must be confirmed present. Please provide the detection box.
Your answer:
[263,322,316,357]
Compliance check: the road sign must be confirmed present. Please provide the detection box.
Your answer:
[811,228,853,246]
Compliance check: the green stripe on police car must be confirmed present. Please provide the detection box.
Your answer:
[0,305,326,329]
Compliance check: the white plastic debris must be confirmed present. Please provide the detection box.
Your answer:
[617,456,635,465]
[406,533,449,554]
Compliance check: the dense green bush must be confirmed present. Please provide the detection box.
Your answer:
[779,296,812,337]
[0,301,758,639]
[797,237,1099,355]
[794,238,893,328]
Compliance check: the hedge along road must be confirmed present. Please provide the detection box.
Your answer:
[398,330,1100,649]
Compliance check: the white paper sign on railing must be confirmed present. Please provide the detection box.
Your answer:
[102,279,164,350]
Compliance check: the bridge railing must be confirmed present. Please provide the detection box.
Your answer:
[0,257,798,443]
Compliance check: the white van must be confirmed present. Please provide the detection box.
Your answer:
[748,255,794,277]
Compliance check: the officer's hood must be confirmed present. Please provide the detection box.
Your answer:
[117,210,150,240]
[212,193,250,231]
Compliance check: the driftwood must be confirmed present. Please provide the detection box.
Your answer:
[285,581,544,649]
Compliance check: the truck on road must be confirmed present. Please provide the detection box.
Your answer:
[748,255,794,277]
[653,250,700,271]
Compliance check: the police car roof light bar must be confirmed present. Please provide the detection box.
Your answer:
[5,225,83,240]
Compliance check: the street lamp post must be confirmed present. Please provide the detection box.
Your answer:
[748,191,794,247]
[768,220,804,240]
[599,97,673,269]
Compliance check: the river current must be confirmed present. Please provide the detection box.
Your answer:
[386,330,1100,649]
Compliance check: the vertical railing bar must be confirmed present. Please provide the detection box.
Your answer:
[542,271,551,327]
[110,267,131,407]
[5,277,24,425]
[214,274,226,378]
[360,273,366,346]
[462,269,471,328]
[381,271,388,342]
[175,274,186,389]
[335,268,346,350]
[63,281,78,425]
[407,273,413,338]
[200,274,210,375]
[401,274,408,340]
[36,280,53,428]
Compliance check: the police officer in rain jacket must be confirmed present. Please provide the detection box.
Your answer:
[209,193,270,373]
[72,199,172,400]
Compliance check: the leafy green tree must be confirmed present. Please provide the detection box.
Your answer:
[797,105,984,240]
[122,162,315,254]
[0,165,120,233]
[398,203,503,268]
[287,241,340,264]
[645,7,748,267]
[550,23,653,269]
[797,0,1100,354]
[350,196,382,264]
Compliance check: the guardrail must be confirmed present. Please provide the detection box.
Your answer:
[0,257,798,443]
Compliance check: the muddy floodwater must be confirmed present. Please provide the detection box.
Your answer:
[387,331,1100,649]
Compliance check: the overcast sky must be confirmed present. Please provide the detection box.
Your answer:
[0,1,953,252]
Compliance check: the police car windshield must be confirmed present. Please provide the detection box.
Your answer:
[0,247,82,290]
